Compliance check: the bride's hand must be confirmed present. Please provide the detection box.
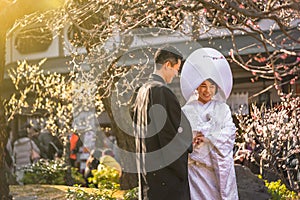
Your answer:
[193,132,205,146]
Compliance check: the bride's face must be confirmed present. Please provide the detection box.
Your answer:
[197,80,216,104]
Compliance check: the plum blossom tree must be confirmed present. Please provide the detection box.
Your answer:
[236,95,300,192]
[1,0,299,194]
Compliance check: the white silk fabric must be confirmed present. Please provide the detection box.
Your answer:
[182,100,238,200]
[180,48,233,102]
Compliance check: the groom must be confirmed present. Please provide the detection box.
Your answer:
[130,45,193,200]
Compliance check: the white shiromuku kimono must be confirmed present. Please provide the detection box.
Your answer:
[182,99,238,200]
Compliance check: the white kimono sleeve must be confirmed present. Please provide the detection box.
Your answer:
[206,103,236,157]
[206,103,238,200]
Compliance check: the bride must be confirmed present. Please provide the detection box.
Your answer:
[180,48,238,200]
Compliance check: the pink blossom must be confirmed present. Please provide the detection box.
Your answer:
[246,19,253,26]
[253,24,260,29]
[290,78,295,85]
[229,49,234,57]
[274,72,282,80]
[280,54,288,59]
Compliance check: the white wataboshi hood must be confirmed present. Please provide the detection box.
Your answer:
[180,47,233,102]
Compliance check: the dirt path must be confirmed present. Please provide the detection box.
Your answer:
[10,184,124,200]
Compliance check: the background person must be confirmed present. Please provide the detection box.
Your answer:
[98,148,122,177]
[13,129,40,184]
[27,122,63,160]
[68,131,83,168]
[84,148,101,186]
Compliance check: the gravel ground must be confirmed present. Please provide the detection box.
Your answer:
[10,184,125,200]
[10,185,68,200]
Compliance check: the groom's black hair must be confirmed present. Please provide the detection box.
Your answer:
[154,45,183,69]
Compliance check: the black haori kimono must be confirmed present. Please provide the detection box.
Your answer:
[131,74,193,200]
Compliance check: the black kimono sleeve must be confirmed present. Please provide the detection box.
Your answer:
[149,85,192,180]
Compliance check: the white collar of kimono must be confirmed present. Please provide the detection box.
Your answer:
[180,47,233,103]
